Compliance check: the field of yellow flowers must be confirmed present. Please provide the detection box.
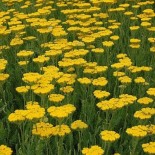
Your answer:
[0,0,155,154]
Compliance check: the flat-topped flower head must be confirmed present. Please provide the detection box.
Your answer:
[52,124,71,136]
[22,72,41,85]
[17,50,34,58]
[137,97,153,105]
[126,125,148,137]
[71,120,88,130]
[78,77,92,85]
[142,141,155,154]
[92,77,108,87]
[102,41,114,47]
[82,145,104,155]
[16,86,30,94]
[48,94,65,103]
[0,73,9,83]
[93,90,110,99]
[100,130,120,142]
[47,104,76,119]
[134,108,155,120]
[0,145,13,155]
[32,122,53,138]
[147,88,155,96]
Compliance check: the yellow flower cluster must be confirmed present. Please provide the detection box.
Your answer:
[92,77,108,87]
[17,50,34,58]
[71,120,88,130]
[126,125,155,137]
[100,130,120,142]
[33,55,50,65]
[82,145,104,155]
[48,93,65,103]
[78,77,92,85]
[134,108,155,120]
[93,90,110,99]
[0,73,9,84]
[32,122,53,138]
[22,72,42,85]
[47,104,76,119]
[147,88,155,96]
[8,101,45,122]
[16,86,30,94]
[137,97,153,105]
[0,145,13,155]
[142,141,155,154]
[32,83,54,95]
[97,94,137,111]
[0,59,7,72]
[52,124,71,136]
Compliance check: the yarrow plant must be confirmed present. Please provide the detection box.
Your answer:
[0,0,155,154]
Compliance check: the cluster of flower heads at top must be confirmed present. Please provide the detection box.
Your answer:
[81,129,120,155]
[0,145,13,155]
[97,94,137,111]
[126,124,155,137]
[0,58,9,86]
[16,66,77,99]
[8,101,45,123]
[142,141,155,154]
[8,99,88,138]
[131,87,155,120]
[127,7,155,50]
[111,53,151,85]
[32,103,88,138]
[32,119,88,138]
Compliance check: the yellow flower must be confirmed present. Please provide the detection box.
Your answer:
[8,110,28,123]
[150,46,155,52]
[118,76,132,84]
[102,41,114,47]
[18,61,29,66]
[17,50,34,58]
[134,77,146,84]
[0,145,13,155]
[78,77,92,85]
[10,37,23,46]
[60,86,74,94]
[71,120,88,130]
[33,55,50,65]
[93,90,110,99]
[52,124,71,136]
[100,130,120,142]
[110,35,119,41]
[22,72,41,85]
[113,71,125,77]
[25,102,45,121]
[141,22,151,27]
[47,104,76,119]
[82,145,104,155]
[0,73,9,83]
[134,108,155,120]
[130,38,141,43]
[147,88,155,96]
[126,125,148,137]
[129,44,140,49]
[16,86,30,94]
[130,26,140,31]
[137,97,153,105]
[32,122,53,138]
[92,48,104,53]
[32,83,54,95]
[142,142,155,154]
[48,94,65,103]
[92,77,108,87]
